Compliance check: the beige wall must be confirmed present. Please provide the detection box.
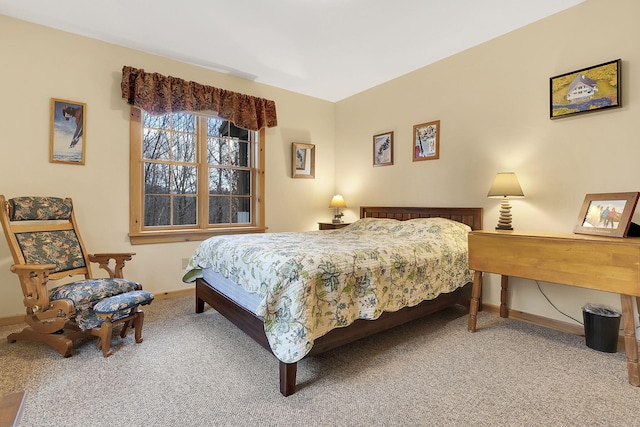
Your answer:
[335,0,640,323]
[0,15,335,316]
[0,0,637,326]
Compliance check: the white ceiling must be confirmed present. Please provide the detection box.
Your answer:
[0,0,585,102]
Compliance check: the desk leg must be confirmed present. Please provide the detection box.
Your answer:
[468,270,483,332]
[500,275,509,318]
[620,294,640,386]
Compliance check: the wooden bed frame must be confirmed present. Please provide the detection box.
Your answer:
[195,206,483,396]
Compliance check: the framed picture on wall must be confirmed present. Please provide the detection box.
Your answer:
[292,142,315,178]
[50,98,86,165]
[412,120,439,161]
[574,192,639,238]
[550,59,621,119]
[373,131,393,166]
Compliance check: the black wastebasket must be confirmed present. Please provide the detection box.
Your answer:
[582,303,621,353]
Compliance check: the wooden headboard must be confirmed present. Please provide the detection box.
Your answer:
[360,206,483,230]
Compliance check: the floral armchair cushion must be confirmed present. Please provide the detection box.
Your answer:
[9,197,72,221]
[15,230,86,273]
[49,278,143,330]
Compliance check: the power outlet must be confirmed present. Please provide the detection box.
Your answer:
[181,258,190,269]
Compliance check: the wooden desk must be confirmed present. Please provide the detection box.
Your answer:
[466,230,640,386]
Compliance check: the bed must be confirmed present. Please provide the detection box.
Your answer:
[182,206,483,396]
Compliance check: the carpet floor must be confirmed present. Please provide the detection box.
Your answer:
[1,295,639,426]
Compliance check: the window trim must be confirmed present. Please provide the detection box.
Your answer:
[128,107,266,245]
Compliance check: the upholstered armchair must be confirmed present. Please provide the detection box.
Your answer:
[0,195,154,357]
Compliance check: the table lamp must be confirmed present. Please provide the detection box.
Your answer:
[487,172,524,230]
[329,195,346,224]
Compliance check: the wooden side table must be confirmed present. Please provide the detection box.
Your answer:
[318,222,351,230]
[467,229,640,387]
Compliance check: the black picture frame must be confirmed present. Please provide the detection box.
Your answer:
[550,59,621,119]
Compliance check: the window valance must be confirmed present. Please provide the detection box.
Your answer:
[121,66,277,131]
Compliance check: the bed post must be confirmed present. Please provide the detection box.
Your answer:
[279,362,297,396]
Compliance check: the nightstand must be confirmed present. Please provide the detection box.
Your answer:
[318,222,351,230]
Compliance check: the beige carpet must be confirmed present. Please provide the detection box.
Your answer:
[1,295,638,426]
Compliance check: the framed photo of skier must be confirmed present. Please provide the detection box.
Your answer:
[412,120,439,161]
[550,59,621,119]
[50,98,86,165]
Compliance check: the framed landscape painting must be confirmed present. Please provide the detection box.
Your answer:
[550,59,621,119]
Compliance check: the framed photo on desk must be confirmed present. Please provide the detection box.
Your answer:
[574,192,639,238]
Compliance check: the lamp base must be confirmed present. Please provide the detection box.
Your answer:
[495,224,513,230]
[495,198,514,230]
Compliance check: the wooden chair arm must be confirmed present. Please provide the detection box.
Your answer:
[10,263,56,313]
[89,253,136,278]
[10,263,57,273]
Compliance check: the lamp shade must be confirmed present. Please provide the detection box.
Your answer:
[487,172,524,198]
[329,194,347,208]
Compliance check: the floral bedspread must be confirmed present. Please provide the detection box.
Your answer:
[182,217,473,363]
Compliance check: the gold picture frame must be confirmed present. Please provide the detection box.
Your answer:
[574,192,639,238]
[413,120,439,161]
[292,142,315,178]
[50,98,86,165]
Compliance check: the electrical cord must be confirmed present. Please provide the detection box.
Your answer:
[535,280,583,325]
[536,280,630,334]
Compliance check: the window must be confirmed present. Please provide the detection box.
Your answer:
[129,107,265,244]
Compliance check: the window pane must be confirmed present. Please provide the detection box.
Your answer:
[229,122,249,140]
[232,169,251,195]
[173,165,197,194]
[220,122,232,137]
[172,113,196,133]
[173,195,197,225]
[144,163,170,194]
[143,129,170,160]
[172,132,196,163]
[144,195,170,226]
[144,113,171,130]
[207,118,228,137]
[209,196,230,224]
[207,137,229,165]
[233,197,251,223]
[231,141,250,167]
[209,168,231,195]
